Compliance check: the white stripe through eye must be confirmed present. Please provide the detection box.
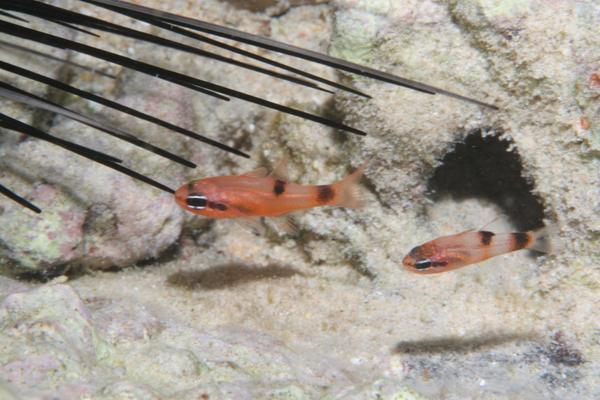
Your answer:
[186,194,207,210]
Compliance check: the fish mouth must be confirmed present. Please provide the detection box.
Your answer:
[174,186,188,209]
[402,254,415,268]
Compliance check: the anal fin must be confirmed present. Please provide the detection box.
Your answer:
[272,215,299,236]
[235,217,265,235]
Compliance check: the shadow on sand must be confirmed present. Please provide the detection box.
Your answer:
[393,332,539,354]
[166,263,305,290]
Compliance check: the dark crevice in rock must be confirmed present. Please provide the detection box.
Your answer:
[428,129,545,231]
[29,63,73,133]
[14,263,71,283]
[136,242,181,269]
[226,0,330,16]
[226,0,279,12]
[321,95,360,145]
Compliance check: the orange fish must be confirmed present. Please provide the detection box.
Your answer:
[402,227,558,274]
[175,159,366,228]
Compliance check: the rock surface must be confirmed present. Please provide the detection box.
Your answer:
[0,0,598,399]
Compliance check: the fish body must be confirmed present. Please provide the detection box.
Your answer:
[174,160,366,219]
[402,227,556,274]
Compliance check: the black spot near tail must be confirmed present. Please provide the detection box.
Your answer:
[512,232,531,249]
[273,180,286,196]
[479,231,495,246]
[316,185,335,203]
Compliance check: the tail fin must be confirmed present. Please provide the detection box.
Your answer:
[528,224,563,253]
[334,161,367,208]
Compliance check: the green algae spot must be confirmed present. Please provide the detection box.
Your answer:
[330,9,383,66]
[392,386,428,400]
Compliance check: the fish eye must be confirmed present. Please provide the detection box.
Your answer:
[415,259,432,270]
[186,193,207,210]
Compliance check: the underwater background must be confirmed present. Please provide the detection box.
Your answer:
[0,0,598,399]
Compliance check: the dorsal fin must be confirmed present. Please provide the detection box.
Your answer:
[270,157,289,181]
[457,216,501,234]
[477,215,501,231]
[241,167,268,178]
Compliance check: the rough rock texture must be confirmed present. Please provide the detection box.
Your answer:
[0,282,430,399]
[0,0,598,399]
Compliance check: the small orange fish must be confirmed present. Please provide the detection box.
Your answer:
[175,159,366,223]
[402,227,558,274]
